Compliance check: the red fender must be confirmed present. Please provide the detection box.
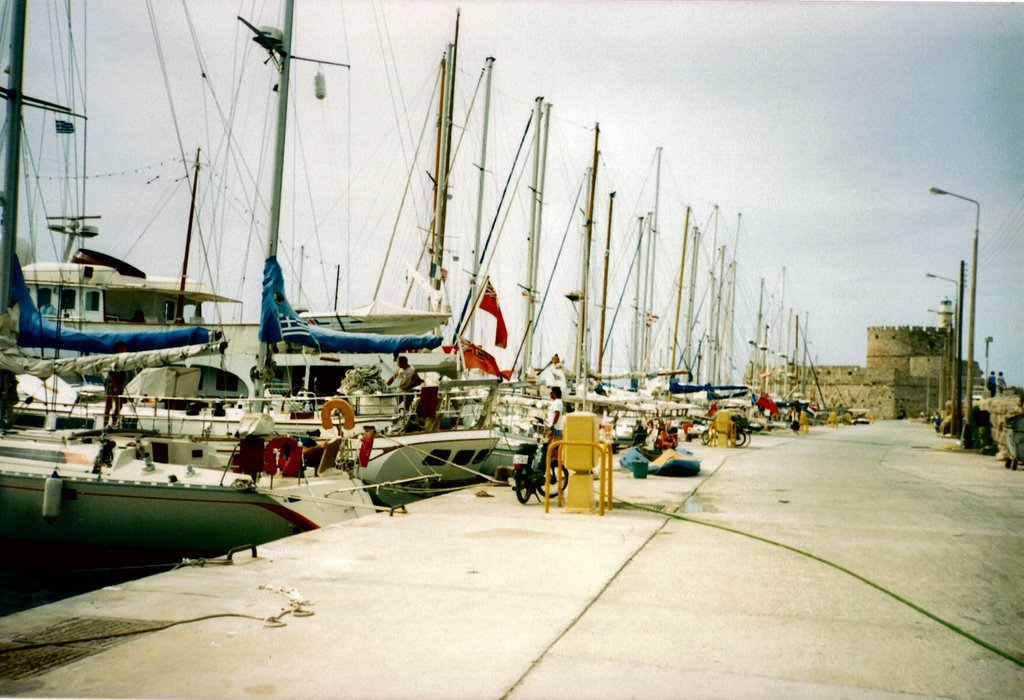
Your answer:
[358,429,374,468]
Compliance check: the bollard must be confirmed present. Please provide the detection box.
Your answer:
[714,410,736,447]
[562,412,599,512]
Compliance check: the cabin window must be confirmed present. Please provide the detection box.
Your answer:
[452,449,475,466]
[60,288,76,314]
[212,370,240,393]
[471,451,488,465]
[423,449,451,467]
[164,301,176,321]
[37,288,54,314]
[85,290,101,312]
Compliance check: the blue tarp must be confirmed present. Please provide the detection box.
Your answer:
[11,256,210,353]
[259,256,441,354]
[667,381,749,399]
[619,446,701,477]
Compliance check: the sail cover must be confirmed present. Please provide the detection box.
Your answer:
[668,381,749,399]
[259,256,441,353]
[0,342,218,379]
[10,256,211,352]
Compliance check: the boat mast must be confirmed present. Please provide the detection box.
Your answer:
[521,101,551,376]
[1,0,27,312]
[430,50,450,309]
[431,12,459,310]
[721,213,741,383]
[468,56,495,343]
[253,0,296,406]
[683,224,700,378]
[670,206,690,373]
[596,191,615,374]
[750,278,764,389]
[522,96,544,369]
[631,215,644,386]
[574,124,599,398]
[641,147,661,375]
[176,148,201,323]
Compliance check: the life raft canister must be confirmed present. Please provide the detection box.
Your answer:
[320,398,356,431]
[264,436,303,477]
[358,426,375,468]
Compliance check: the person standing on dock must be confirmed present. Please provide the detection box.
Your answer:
[997,372,1007,395]
[547,386,565,438]
[542,386,567,479]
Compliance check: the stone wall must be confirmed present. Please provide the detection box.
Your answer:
[815,364,940,419]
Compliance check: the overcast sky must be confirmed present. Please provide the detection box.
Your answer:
[13,1,1024,389]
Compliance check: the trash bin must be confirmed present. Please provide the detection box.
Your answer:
[632,460,648,479]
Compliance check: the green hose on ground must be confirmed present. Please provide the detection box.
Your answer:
[616,498,1024,668]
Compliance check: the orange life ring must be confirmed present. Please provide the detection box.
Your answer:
[264,436,303,477]
[320,398,355,431]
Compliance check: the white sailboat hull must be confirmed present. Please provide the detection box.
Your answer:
[0,435,372,563]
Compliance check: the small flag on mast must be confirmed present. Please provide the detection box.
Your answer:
[55,119,75,134]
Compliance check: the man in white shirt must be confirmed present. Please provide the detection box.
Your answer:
[547,386,565,437]
[387,356,421,409]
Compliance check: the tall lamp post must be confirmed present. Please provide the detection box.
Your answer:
[926,271,961,436]
[984,336,993,377]
[930,187,980,447]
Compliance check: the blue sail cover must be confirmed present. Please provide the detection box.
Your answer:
[11,256,210,353]
[259,256,441,353]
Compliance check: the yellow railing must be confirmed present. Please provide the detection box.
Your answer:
[542,438,614,515]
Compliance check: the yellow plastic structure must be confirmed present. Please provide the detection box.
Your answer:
[544,411,614,515]
[713,410,736,447]
[799,411,810,433]
[827,411,839,427]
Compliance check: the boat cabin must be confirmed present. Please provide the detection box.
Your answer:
[22,249,238,325]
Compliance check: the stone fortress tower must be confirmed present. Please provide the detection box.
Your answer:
[814,325,970,419]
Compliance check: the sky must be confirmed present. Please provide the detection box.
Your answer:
[9,0,1024,389]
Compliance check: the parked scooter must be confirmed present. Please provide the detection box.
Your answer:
[511,442,566,504]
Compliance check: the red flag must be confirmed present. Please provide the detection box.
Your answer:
[478,281,508,348]
[444,341,510,380]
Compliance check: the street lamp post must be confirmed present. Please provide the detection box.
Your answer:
[930,187,980,448]
[926,271,962,436]
[984,336,993,377]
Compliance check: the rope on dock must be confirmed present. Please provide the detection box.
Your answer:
[0,585,315,654]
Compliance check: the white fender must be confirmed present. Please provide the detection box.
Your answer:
[42,471,62,520]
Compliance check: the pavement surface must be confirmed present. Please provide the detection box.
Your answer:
[0,420,1022,699]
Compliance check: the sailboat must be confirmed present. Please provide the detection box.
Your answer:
[0,0,377,568]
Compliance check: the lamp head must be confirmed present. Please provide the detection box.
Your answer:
[929,187,948,196]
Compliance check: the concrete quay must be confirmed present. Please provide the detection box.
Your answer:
[0,420,1021,699]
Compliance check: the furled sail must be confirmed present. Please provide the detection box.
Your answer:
[10,256,211,352]
[259,256,441,353]
[0,342,219,379]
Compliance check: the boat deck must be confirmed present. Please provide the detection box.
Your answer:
[1,421,1021,698]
